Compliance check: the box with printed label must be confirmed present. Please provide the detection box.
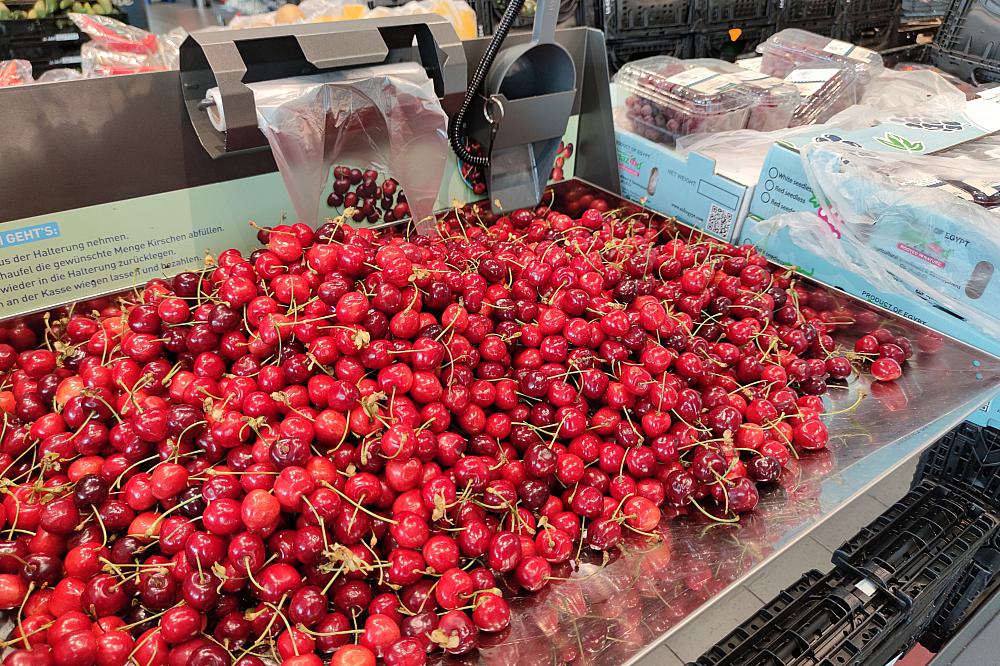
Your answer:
[615,127,755,242]
[748,95,1000,222]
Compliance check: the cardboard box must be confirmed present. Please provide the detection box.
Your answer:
[615,128,756,242]
[748,95,1000,221]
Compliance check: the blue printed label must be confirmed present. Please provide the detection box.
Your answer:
[0,222,60,248]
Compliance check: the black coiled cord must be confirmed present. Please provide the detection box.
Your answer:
[448,0,527,168]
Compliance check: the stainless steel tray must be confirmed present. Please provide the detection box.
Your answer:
[463,180,1000,666]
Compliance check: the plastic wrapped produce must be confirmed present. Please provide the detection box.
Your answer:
[689,58,801,131]
[762,142,1000,339]
[71,14,185,76]
[0,59,32,87]
[36,68,83,83]
[614,57,753,147]
[212,63,448,231]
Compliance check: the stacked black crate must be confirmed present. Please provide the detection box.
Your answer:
[594,0,695,72]
[840,0,901,48]
[0,11,128,77]
[692,0,780,60]
[693,479,999,666]
[777,0,842,37]
[915,423,1000,651]
[927,0,1000,85]
[475,0,588,36]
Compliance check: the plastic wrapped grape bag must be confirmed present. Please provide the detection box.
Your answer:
[760,141,1000,339]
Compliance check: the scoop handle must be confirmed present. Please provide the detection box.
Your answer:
[531,0,560,44]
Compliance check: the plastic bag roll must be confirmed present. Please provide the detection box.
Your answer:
[210,63,448,234]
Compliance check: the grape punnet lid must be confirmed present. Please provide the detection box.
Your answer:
[756,29,885,83]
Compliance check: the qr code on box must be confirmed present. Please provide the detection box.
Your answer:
[706,204,734,238]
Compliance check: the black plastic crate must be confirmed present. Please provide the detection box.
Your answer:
[934,0,1000,61]
[479,0,583,32]
[840,10,900,47]
[915,422,1000,507]
[598,0,695,39]
[783,0,841,22]
[778,17,840,37]
[696,0,781,24]
[832,481,999,605]
[607,34,694,72]
[928,44,1000,84]
[844,0,901,19]
[0,11,126,40]
[692,569,913,666]
[694,21,776,58]
[0,37,80,61]
[921,547,1000,652]
[0,15,80,40]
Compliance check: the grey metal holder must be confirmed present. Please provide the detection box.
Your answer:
[480,0,577,211]
[178,15,468,158]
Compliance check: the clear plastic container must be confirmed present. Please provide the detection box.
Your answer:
[614,56,754,147]
[755,29,885,125]
[756,29,884,84]
[688,58,802,131]
[783,64,863,126]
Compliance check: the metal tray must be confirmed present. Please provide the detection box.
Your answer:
[457,180,1000,666]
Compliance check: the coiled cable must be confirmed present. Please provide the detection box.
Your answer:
[447,0,527,168]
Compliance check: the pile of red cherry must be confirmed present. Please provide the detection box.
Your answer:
[0,195,912,666]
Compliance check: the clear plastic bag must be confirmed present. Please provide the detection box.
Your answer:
[71,14,185,76]
[763,142,1000,338]
[893,61,980,100]
[224,63,448,232]
[839,68,968,122]
[36,68,83,83]
[70,13,158,54]
[0,60,32,87]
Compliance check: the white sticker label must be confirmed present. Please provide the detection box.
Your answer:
[937,182,976,200]
[897,171,944,188]
[822,39,854,56]
[823,39,876,61]
[730,70,788,90]
[964,178,1000,193]
[665,67,720,86]
[664,67,740,95]
[977,86,1000,99]
[784,68,841,96]
[854,579,878,597]
[737,57,763,72]
[42,32,79,42]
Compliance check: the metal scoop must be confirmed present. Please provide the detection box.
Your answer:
[482,0,576,213]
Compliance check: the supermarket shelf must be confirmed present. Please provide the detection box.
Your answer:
[473,182,1000,666]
